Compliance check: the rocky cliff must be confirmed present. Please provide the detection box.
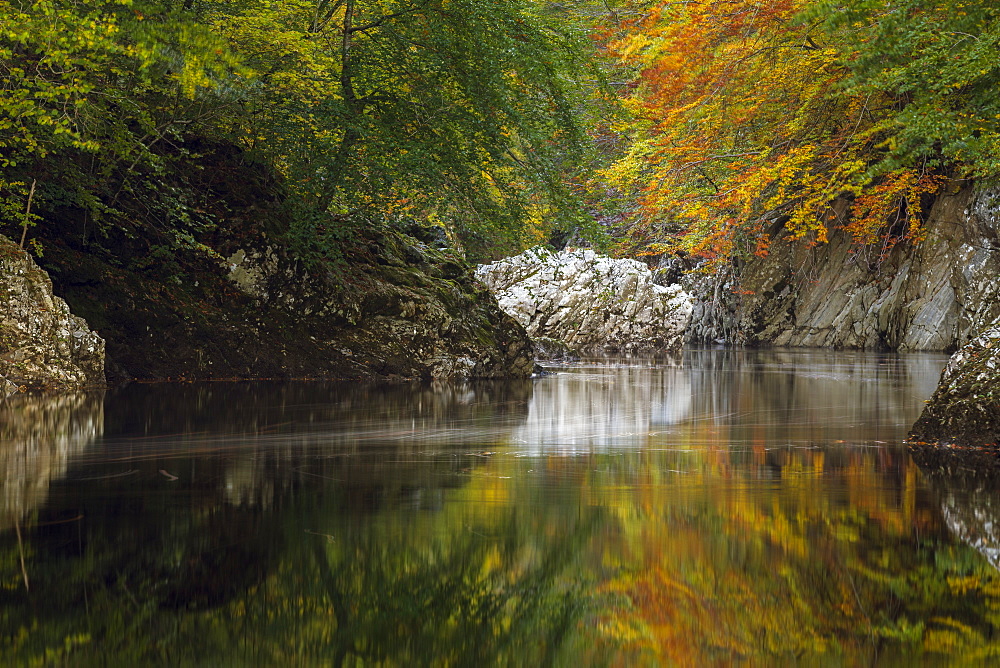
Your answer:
[477,247,693,355]
[0,235,104,393]
[682,184,1000,351]
[41,222,534,382]
[9,142,535,383]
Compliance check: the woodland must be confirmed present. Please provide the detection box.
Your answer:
[3,0,999,270]
[8,3,1000,663]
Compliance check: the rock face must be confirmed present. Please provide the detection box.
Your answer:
[14,140,535,383]
[0,235,105,392]
[908,324,1000,447]
[43,223,533,382]
[476,247,693,354]
[684,184,1000,351]
[299,226,536,381]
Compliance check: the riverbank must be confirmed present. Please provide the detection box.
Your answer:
[1,142,534,386]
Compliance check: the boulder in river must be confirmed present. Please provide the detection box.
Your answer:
[476,247,693,355]
[909,323,1000,463]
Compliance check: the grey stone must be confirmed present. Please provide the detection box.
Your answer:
[0,235,104,392]
[909,323,1000,446]
[476,247,693,354]
[685,184,1000,352]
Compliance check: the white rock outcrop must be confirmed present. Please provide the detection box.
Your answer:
[476,247,693,354]
[0,235,105,392]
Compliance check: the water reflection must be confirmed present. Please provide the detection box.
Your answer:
[519,348,945,452]
[939,485,1000,570]
[908,459,1000,572]
[12,348,1000,664]
[0,391,103,531]
[516,357,691,452]
[98,379,533,447]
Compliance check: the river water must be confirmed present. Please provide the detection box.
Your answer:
[4,347,1000,664]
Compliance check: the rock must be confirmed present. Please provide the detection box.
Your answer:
[324,228,535,380]
[41,222,534,383]
[0,235,105,392]
[11,140,530,383]
[908,323,1000,448]
[685,184,1000,351]
[476,247,694,354]
[532,336,579,362]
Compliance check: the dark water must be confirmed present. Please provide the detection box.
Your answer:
[5,347,1000,664]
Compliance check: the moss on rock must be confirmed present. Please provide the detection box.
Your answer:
[909,324,1000,464]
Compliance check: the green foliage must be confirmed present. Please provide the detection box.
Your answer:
[0,0,244,255]
[0,0,607,263]
[0,0,238,163]
[811,0,1000,179]
[208,0,601,255]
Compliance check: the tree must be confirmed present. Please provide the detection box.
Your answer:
[599,0,1000,266]
[810,1,1000,180]
[0,0,240,244]
[208,0,601,258]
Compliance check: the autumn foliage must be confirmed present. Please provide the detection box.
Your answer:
[600,0,1000,265]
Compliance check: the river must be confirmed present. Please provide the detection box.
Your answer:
[4,347,1000,664]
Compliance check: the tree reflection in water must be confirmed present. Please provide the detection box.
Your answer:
[3,350,1000,663]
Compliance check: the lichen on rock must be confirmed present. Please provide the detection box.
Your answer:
[909,322,1000,454]
[0,235,105,392]
[476,247,694,355]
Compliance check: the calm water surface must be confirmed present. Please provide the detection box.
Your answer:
[5,347,1000,664]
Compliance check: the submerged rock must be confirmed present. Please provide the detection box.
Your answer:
[0,235,104,392]
[908,324,1000,449]
[476,247,693,354]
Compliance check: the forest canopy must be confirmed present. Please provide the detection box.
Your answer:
[0,0,602,259]
[2,0,1000,264]
[600,0,1000,264]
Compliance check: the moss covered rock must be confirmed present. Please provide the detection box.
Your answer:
[909,324,1000,462]
[14,141,533,383]
[40,223,533,382]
